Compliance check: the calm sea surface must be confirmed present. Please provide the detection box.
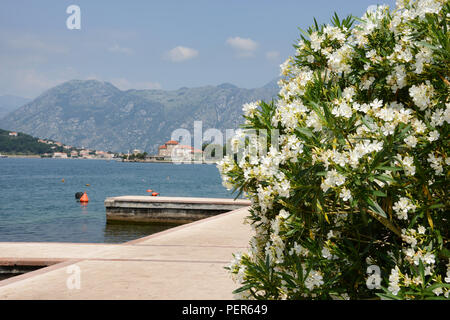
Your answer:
[0,158,234,243]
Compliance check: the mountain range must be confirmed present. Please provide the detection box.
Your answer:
[0,79,279,153]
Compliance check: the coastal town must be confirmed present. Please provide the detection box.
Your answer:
[121,140,206,163]
[44,138,205,162]
[9,132,204,162]
[36,137,117,160]
[1,130,206,162]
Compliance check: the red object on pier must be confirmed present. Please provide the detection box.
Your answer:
[146,189,153,193]
[80,192,89,203]
[151,192,159,196]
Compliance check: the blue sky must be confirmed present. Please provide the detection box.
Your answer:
[0,0,396,98]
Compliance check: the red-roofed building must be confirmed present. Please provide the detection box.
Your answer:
[158,140,178,157]
[157,140,203,160]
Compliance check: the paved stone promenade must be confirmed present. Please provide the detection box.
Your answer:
[0,207,251,299]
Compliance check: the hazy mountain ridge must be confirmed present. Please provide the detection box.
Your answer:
[1,79,279,153]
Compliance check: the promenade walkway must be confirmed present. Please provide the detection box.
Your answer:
[0,207,251,299]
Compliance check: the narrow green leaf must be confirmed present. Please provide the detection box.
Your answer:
[372,190,387,197]
[375,174,396,183]
[367,198,387,218]
[296,127,314,138]
[375,166,403,172]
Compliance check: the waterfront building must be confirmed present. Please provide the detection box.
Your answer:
[53,152,68,159]
[157,140,203,161]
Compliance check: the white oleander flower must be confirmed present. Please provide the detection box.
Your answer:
[409,82,434,110]
[427,130,439,142]
[242,101,260,117]
[332,102,353,118]
[321,247,333,259]
[423,252,435,265]
[304,270,324,290]
[427,153,443,175]
[339,187,352,201]
[361,76,376,90]
[310,32,323,52]
[418,225,426,234]
[279,209,290,220]
[388,267,401,295]
[400,155,416,176]
[321,169,346,192]
[404,135,418,148]
[393,197,416,220]
[433,287,443,296]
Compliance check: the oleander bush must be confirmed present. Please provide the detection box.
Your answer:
[218,0,449,300]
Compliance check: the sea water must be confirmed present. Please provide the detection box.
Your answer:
[0,158,234,243]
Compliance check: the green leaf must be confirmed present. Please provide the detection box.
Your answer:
[374,174,396,183]
[440,248,450,259]
[367,198,387,218]
[429,203,445,210]
[424,283,450,293]
[418,259,425,288]
[232,284,254,294]
[375,166,403,172]
[426,296,450,300]
[375,292,402,300]
[372,190,387,197]
[308,101,328,124]
[296,127,314,138]
[365,198,403,237]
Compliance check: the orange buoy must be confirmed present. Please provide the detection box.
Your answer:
[146,189,153,193]
[80,192,89,203]
[151,192,159,196]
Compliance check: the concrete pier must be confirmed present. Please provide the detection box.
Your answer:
[0,206,252,299]
[105,196,251,224]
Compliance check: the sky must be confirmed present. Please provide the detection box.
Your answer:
[0,0,396,99]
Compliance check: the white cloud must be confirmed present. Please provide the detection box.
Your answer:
[226,36,258,57]
[107,43,134,55]
[266,51,280,61]
[165,46,199,62]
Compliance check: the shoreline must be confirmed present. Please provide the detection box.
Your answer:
[1,154,41,158]
[122,159,218,164]
[1,156,218,164]
[1,155,112,160]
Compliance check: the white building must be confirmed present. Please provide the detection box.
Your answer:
[53,152,68,159]
[157,140,203,161]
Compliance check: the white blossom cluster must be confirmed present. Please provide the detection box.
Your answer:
[219,0,449,300]
[387,227,449,298]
